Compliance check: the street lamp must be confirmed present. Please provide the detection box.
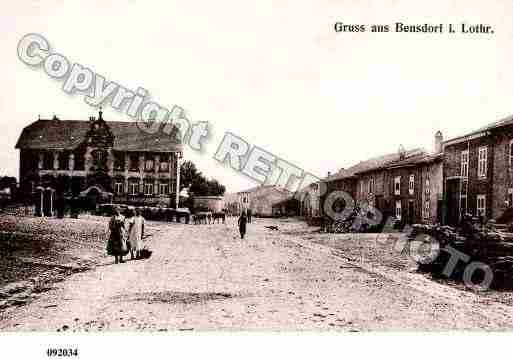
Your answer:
[175,151,183,209]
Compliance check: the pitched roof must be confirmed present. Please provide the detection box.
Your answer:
[237,185,291,197]
[385,152,442,169]
[15,118,182,152]
[443,114,513,145]
[324,148,425,182]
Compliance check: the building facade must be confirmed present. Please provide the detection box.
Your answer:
[443,116,513,225]
[321,132,444,226]
[298,181,321,218]
[235,185,291,217]
[15,111,182,215]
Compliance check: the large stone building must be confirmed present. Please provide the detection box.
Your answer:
[443,115,513,225]
[15,110,182,215]
[321,132,444,226]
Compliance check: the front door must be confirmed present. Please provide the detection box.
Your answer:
[408,200,414,225]
[446,178,460,226]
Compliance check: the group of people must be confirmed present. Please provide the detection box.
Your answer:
[107,207,146,264]
[108,205,251,259]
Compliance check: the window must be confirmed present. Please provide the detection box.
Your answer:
[113,152,125,171]
[368,177,374,194]
[114,182,124,194]
[460,195,468,217]
[159,183,169,195]
[423,200,430,220]
[144,181,154,195]
[42,152,53,170]
[360,181,365,195]
[510,140,513,169]
[478,146,487,178]
[509,189,513,208]
[93,150,105,163]
[129,181,138,195]
[145,159,154,171]
[160,160,169,172]
[58,151,70,170]
[129,154,139,171]
[423,178,431,220]
[73,150,85,170]
[461,150,469,177]
[394,176,401,195]
[476,194,486,217]
[395,200,402,220]
[409,174,415,195]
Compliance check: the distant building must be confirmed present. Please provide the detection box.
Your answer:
[297,181,321,218]
[272,197,300,217]
[443,115,513,225]
[15,110,182,216]
[234,185,291,217]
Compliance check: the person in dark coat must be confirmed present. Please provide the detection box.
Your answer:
[107,207,128,264]
[238,210,247,239]
[247,208,252,223]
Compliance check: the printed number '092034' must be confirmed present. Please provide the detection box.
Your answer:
[46,348,79,357]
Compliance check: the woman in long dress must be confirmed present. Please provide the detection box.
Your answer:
[238,210,247,239]
[128,208,145,259]
[107,207,128,264]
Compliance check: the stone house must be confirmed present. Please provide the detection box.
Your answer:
[443,115,513,225]
[321,132,444,226]
[320,148,423,221]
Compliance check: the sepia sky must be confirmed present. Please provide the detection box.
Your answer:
[2,0,513,193]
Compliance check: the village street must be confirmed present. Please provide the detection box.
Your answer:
[2,217,513,331]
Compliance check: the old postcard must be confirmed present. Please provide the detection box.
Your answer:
[1,0,513,358]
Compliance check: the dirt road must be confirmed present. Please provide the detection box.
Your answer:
[2,217,513,331]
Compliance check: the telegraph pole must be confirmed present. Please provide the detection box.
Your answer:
[175,151,182,209]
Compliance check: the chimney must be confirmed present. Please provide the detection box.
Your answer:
[398,144,406,160]
[327,171,331,178]
[434,131,443,153]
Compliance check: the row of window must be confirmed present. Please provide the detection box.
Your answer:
[460,146,488,178]
[114,181,174,196]
[35,152,173,173]
[361,175,430,197]
[36,151,85,171]
[114,153,172,172]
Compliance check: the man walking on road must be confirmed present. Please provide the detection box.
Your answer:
[238,210,247,239]
[247,208,252,223]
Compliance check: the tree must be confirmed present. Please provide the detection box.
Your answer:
[180,160,201,189]
[0,176,16,189]
[179,160,225,196]
[206,178,225,196]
